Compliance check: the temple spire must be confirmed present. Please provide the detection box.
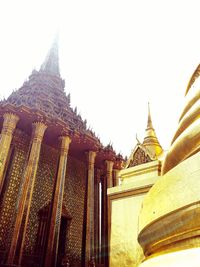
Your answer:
[40,34,60,76]
[143,103,163,158]
[147,102,153,129]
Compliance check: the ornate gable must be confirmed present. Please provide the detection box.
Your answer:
[127,145,152,168]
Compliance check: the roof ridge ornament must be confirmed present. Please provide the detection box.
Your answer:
[136,133,141,145]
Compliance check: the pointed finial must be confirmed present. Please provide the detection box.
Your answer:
[136,134,141,144]
[147,102,153,129]
[40,33,60,76]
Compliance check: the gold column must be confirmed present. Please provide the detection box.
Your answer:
[105,160,114,188]
[44,135,71,267]
[113,169,120,186]
[0,113,19,194]
[6,122,47,265]
[85,151,96,267]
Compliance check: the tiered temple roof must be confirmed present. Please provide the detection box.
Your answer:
[0,38,123,169]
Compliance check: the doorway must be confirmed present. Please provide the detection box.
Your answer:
[57,216,68,267]
[36,203,71,266]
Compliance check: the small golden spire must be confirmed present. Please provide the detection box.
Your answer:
[147,102,153,129]
[143,103,163,158]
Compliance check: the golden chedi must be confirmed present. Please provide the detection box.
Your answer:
[138,64,200,267]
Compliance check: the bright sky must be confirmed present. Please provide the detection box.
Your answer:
[0,0,199,157]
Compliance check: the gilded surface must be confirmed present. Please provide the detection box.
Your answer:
[108,159,161,267]
[162,66,200,174]
[110,196,145,267]
[142,104,163,158]
[138,151,200,261]
[126,106,163,169]
[139,151,200,231]
[137,65,200,266]
[185,64,200,95]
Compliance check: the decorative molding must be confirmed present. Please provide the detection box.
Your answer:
[138,201,200,257]
[108,184,152,200]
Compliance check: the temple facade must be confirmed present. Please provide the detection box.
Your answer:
[0,40,123,267]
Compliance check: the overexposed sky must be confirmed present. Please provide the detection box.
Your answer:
[0,0,199,157]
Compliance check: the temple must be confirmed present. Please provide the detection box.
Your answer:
[1,36,200,267]
[0,39,123,267]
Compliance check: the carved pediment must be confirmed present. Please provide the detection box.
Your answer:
[125,142,156,169]
[127,146,152,168]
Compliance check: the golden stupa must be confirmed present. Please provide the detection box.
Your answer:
[138,64,200,266]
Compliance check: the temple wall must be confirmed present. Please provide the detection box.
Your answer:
[0,128,87,266]
[24,146,87,267]
[63,156,87,267]
[0,129,30,252]
[108,161,161,267]
[24,142,58,254]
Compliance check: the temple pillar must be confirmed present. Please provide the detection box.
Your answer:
[113,169,120,186]
[94,169,101,264]
[85,151,96,267]
[105,160,114,188]
[101,160,114,267]
[44,135,71,267]
[0,113,19,194]
[6,121,47,266]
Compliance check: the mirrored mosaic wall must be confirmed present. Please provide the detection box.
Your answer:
[0,128,87,267]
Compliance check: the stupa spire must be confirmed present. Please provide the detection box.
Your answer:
[147,102,153,129]
[143,103,163,158]
[40,33,60,76]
